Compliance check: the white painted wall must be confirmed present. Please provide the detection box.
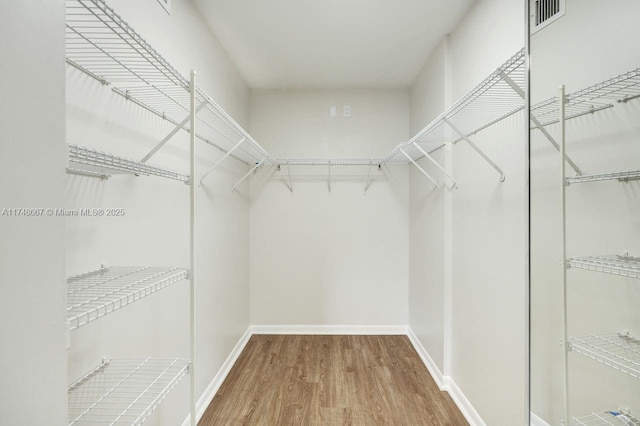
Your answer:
[530,1,640,424]
[65,0,252,423]
[249,89,410,326]
[408,1,527,425]
[0,1,67,425]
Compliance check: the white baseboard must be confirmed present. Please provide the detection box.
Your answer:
[406,327,486,426]
[406,328,444,389]
[531,412,552,426]
[181,327,252,426]
[250,324,409,335]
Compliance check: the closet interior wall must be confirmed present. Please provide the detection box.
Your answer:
[530,0,640,423]
[0,1,67,425]
[409,0,527,424]
[65,0,252,423]
[249,89,410,327]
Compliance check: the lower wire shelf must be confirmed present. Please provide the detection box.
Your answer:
[567,255,640,279]
[569,332,640,380]
[67,266,189,331]
[68,358,190,425]
[570,411,640,425]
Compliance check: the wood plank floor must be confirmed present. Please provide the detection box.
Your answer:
[199,335,468,425]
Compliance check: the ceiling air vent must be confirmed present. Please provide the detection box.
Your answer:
[531,0,565,34]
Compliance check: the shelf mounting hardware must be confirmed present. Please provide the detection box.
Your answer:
[443,117,505,182]
[500,71,582,175]
[232,157,267,193]
[412,142,458,189]
[141,100,209,164]
[199,137,247,184]
[400,148,438,187]
[364,161,373,193]
[66,167,110,180]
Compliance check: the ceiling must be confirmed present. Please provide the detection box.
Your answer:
[194,0,475,89]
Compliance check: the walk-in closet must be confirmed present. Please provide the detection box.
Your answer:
[1,0,638,425]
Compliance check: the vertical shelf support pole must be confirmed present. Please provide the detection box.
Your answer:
[412,142,458,189]
[443,117,505,182]
[400,148,439,188]
[559,84,570,426]
[189,70,197,426]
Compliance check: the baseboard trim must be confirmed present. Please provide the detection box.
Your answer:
[531,412,552,426]
[406,328,444,389]
[250,324,409,335]
[181,327,252,426]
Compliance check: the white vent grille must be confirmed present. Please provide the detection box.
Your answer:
[531,0,565,34]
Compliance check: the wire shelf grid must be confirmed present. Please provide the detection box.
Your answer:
[67,266,189,331]
[69,144,189,182]
[276,158,383,167]
[68,358,189,425]
[532,68,640,127]
[570,411,640,426]
[566,169,640,185]
[383,48,526,163]
[567,255,640,279]
[569,332,640,380]
[66,0,272,166]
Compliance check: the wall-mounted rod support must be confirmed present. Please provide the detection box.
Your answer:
[443,117,505,182]
[412,142,458,189]
[232,157,267,193]
[400,148,438,187]
[141,101,208,163]
[500,72,581,175]
[199,137,247,184]
[66,167,110,180]
[286,161,293,193]
[364,161,373,193]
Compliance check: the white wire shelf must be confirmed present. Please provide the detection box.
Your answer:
[567,255,640,279]
[66,0,273,167]
[67,266,189,331]
[276,158,383,167]
[68,358,189,425]
[570,411,640,426]
[68,144,189,183]
[532,67,640,127]
[569,332,640,380]
[383,48,526,162]
[566,169,640,185]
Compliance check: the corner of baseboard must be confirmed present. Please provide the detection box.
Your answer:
[405,328,444,389]
[181,326,253,426]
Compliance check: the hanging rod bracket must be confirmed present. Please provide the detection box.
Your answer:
[412,142,458,189]
[400,149,438,188]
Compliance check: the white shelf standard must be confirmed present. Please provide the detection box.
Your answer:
[67,266,189,331]
[68,358,189,425]
[570,411,640,426]
[68,144,190,183]
[569,332,640,380]
[567,255,640,280]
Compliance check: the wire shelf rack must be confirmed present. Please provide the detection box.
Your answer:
[68,358,189,425]
[383,48,526,163]
[277,158,383,167]
[67,266,189,331]
[532,67,640,127]
[566,169,640,185]
[68,144,189,183]
[65,0,273,167]
[567,255,640,279]
[569,332,640,380]
[570,411,640,426]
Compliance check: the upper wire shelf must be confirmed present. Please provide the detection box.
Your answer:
[569,332,640,380]
[277,158,383,167]
[532,67,640,127]
[68,358,189,425]
[68,144,189,183]
[383,48,526,163]
[67,266,189,331]
[566,169,640,185]
[65,0,273,167]
[567,254,640,279]
[570,411,640,426]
